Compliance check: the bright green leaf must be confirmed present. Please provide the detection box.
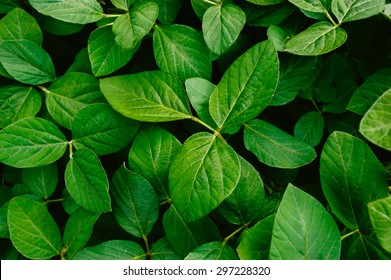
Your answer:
[0,118,67,168]
[151,237,181,260]
[247,0,285,5]
[111,0,133,11]
[368,197,391,253]
[22,163,58,199]
[294,111,325,147]
[153,0,183,24]
[185,241,238,260]
[332,0,385,23]
[288,0,331,13]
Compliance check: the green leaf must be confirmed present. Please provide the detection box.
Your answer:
[244,119,317,168]
[0,39,56,85]
[332,0,385,23]
[0,8,42,46]
[247,0,285,4]
[368,197,391,253]
[269,184,341,260]
[153,24,212,82]
[8,196,62,259]
[153,0,183,24]
[111,0,133,11]
[202,4,246,56]
[28,0,104,24]
[163,205,221,258]
[237,215,275,260]
[63,207,100,259]
[72,103,139,156]
[243,2,296,27]
[359,88,391,151]
[36,13,84,36]
[128,125,182,198]
[191,0,216,19]
[22,163,58,200]
[67,48,92,74]
[285,22,347,56]
[111,164,159,238]
[74,240,146,260]
[0,0,22,13]
[169,132,241,222]
[323,80,357,113]
[344,234,391,259]
[185,241,238,260]
[294,111,325,147]
[288,0,331,13]
[320,131,389,230]
[0,202,10,238]
[0,85,42,128]
[112,2,158,49]
[0,118,67,168]
[100,71,192,122]
[88,25,138,77]
[45,72,105,129]
[151,237,181,260]
[209,40,279,133]
[65,149,111,213]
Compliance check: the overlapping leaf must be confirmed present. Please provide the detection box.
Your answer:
[153,0,183,24]
[185,241,238,260]
[368,197,391,253]
[22,163,58,199]
[294,111,325,147]
[332,0,385,23]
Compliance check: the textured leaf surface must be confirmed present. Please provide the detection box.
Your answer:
[22,163,58,199]
[0,118,67,168]
[368,197,391,253]
[288,0,331,13]
[75,240,145,260]
[185,241,238,260]
[153,0,182,24]
[332,0,385,23]
[111,0,133,11]
[151,237,181,260]
[294,111,325,147]
[269,184,341,260]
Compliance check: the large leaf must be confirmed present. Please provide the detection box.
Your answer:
[359,89,391,151]
[0,39,55,85]
[111,164,159,239]
[269,184,341,260]
[28,0,104,24]
[185,241,238,260]
[285,21,347,56]
[100,71,192,122]
[368,197,391,253]
[202,4,246,56]
[0,118,67,168]
[320,131,389,230]
[169,132,241,222]
[128,125,182,198]
[72,103,139,156]
[153,24,212,82]
[153,0,183,24]
[294,111,325,147]
[0,85,42,128]
[7,196,62,259]
[22,163,58,199]
[332,0,385,23]
[65,149,111,213]
[209,40,279,133]
[244,119,317,168]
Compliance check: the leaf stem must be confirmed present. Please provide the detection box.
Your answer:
[191,116,225,141]
[341,228,360,240]
[69,140,74,159]
[143,234,151,258]
[322,8,339,27]
[46,197,66,204]
[311,99,322,113]
[103,13,123,18]
[202,0,220,6]
[223,222,251,244]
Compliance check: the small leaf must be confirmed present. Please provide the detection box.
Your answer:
[359,88,391,151]
[22,163,58,199]
[111,164,159,239]
[185,241,238,260]
[8,196,62,259]
[100,71,192,122]
[151,237,181,260]
[0,39,55,85]
[285,21,347,56]
[294,111,325,147]
[153,0,183,24]
[169,132,241,222]
[28,0,104,24]
[111,0,133,11]
[0,118,67,168]
[269,184,341,260]
[368,197,391,253]
[244,119,317,168]
[153,24,212,81]
[332,0,385,23]
[65,149,111,213]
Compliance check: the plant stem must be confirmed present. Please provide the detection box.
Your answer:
[322,8,339,27]
[203,0,220,5]
[341,228,360,240]
[190,116,225,141]
[69,140,74,159]
[103,13,123,18]
[46,197,66,204]
[223,222,251,244]
[311,99,322,113]
[143,235,151,258]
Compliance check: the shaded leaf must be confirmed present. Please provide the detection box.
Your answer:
[151,237,181,260]
[368,197,391,253]
[294,111,325,147]
[22,162,58,199]
[185,241,238,260]
[153,0,183,24]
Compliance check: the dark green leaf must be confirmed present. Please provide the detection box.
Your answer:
[36,13,84,36]
[22,163,58,199]
[368,197,391,253]
[288,0,331,13]
[243,2,296,27]
[153,0,183,24]
[185,241,238,260]
[0,202,9,238]
[247,0,285,4]
[294,111,325,147]
[151,237,181,260]
[344,234,391,260]
[332,0,385,23]
[0,0,21,13]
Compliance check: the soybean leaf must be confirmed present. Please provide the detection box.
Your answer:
[36,13,84,36]
[244,119,317,168]
[0,85,42,128]
[332,0,385,23]
[0,202,9,238]
[0,0,21,13]
[22,163,58,199]
[320,131,389,230]
[243,2,296,27]
[74,240,146,260]
[368,197,391,253]
[163,205,221,258]
[0,8,42,45]
[67,48,92,74]
[344,234,391,260]
[185,241,238,260]
[88,25,139,77]
[7,196,62,259]
[294,111,325,147]
[153,0,183,24]
[111,0,133,11]
[65,149,111,213]
[111,164,159,239]
[269,184,341,260]
[100,71,192,122]
[128,125,182,198]
[247,0,285,4]
[209,40,279,134]
[0,118,67,168]
[153,24,212,82]
[191,0,216,19]
[151,237,181,260]
[288,0,331,13]
[63,207,100,259]
[285,22,347,56]
[72,103,139,156]
[323,80,357,113]
[28,0,104,24]
[359,88,391,151]
[169,132,241,222]
[202,4,245,56]
[0,39,56,85]
[45,72,105,129]
[112,1,158,49]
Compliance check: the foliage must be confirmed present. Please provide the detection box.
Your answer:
[0,0,390,260]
